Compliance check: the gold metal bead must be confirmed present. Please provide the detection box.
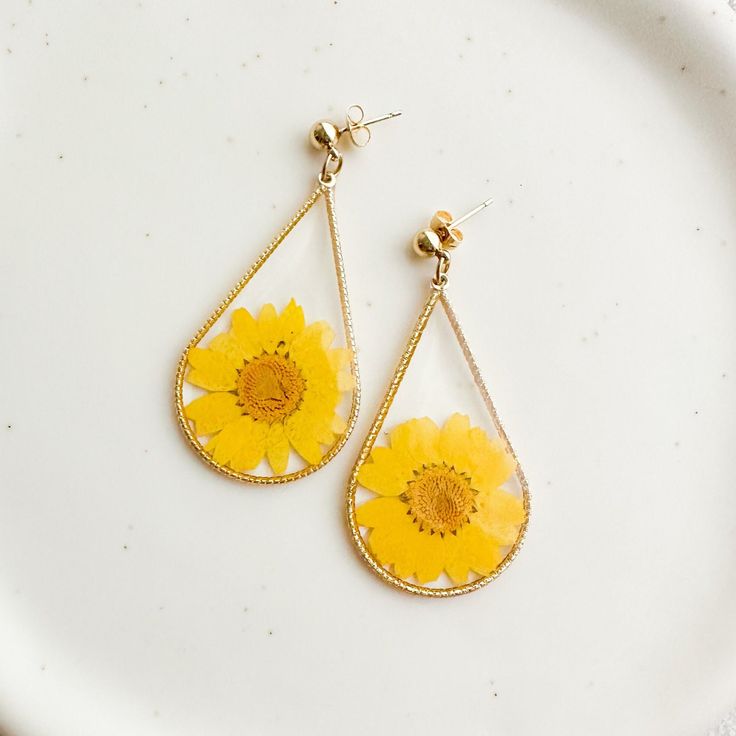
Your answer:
[309,120,341,150]
[412,228,441,257]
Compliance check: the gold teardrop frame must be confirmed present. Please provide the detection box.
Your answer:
[346,288,530,596]
[175,184,361,484]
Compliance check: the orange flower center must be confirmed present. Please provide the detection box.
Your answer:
[404,464,476,535]
[236,353,305,424]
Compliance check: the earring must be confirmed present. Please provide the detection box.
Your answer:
[346,200,530,596]
[175,105,401,484]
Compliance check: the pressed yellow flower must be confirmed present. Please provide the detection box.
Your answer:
[184,299,353,474]
[356,413,525,585]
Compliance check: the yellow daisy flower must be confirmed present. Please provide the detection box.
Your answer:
[184,299,353,474]
[356,413,526,585]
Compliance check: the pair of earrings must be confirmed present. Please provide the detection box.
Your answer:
[174,105,530,598]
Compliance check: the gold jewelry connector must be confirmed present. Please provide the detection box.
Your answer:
[309,104,401,187]
[411,198,494,289]
[412,197,494,258]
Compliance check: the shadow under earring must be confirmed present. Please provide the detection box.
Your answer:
[346,200,530,596]
[175,105,400,484]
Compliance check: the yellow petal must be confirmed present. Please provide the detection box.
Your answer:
[444,530,471,585]
[355,496,408,528]
[368,522,410,570]
[331,414,347,435]
[187,347,238,391]
[266,421,290,475]
[337,369,355,392]
[468,428,515,491]
[392,528,420,580]
[279,298,305,348]
[289,323,320,356]
[414,531,446,584]
[389,417,441,467]
[185,392,243,435]
[473,488,526,545]
[357,446,415,497]
[208,332,248,369]
[312,417,336,443]
[313,321,335,349]
[230,308,261,359]
[290,321,334,362]
[204,433,219,455]
[439,413,472,472]
[298,396,337,431]
[229,419,268,472]
[303,367,339,405]
[294,389,338,433]
[257,303,279,354]
[315,426,335,446]
[461,525,504,577]
[364,511,418,577]
[295,362,340,406]
[290,328,328,371]
[328,347,352,372]
[284,411,323,465]
[212,415,265,470]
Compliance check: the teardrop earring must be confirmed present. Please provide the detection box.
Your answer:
[175,104,401,484]
[346,199,530,596]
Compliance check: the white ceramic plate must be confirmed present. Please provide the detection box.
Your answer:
[1,1,735,734]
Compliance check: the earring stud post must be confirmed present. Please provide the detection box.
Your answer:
[361,110,403,127]
[448,197,494,229]
[338,109,402,134]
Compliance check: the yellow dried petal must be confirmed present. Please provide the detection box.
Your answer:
[185,392,243,435]
[473,488,526,545]
[297,395,337,430]
[290,332,327,371]
[187,347,238,391]
[229,419,268,472]
[313,321,335,349]
[414,531,446,584]
[301,357,339,398]
[328,347,352,372]
[230,308,261,359]
[209,332,248,369]
[257,303,279,354]
[212,415,266,470]
[279,298,305,348]
[266,421,290,475]
[356,497,407,528]
[461,524,503,577]
[389,417,441,467]
[357,446,415,497]
[299,408,341,449]
[392,532,419,580]
[468,429,515,491]
[284,411,323,465]
[337,369,355,392]
[444,530,471,585]
[368,522,410,570]
[331,414,347,435]
[313,422,335,446]
[439,413,471,471]
[204,433,219,455]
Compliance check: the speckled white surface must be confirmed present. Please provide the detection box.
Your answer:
[1,1,736,735]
